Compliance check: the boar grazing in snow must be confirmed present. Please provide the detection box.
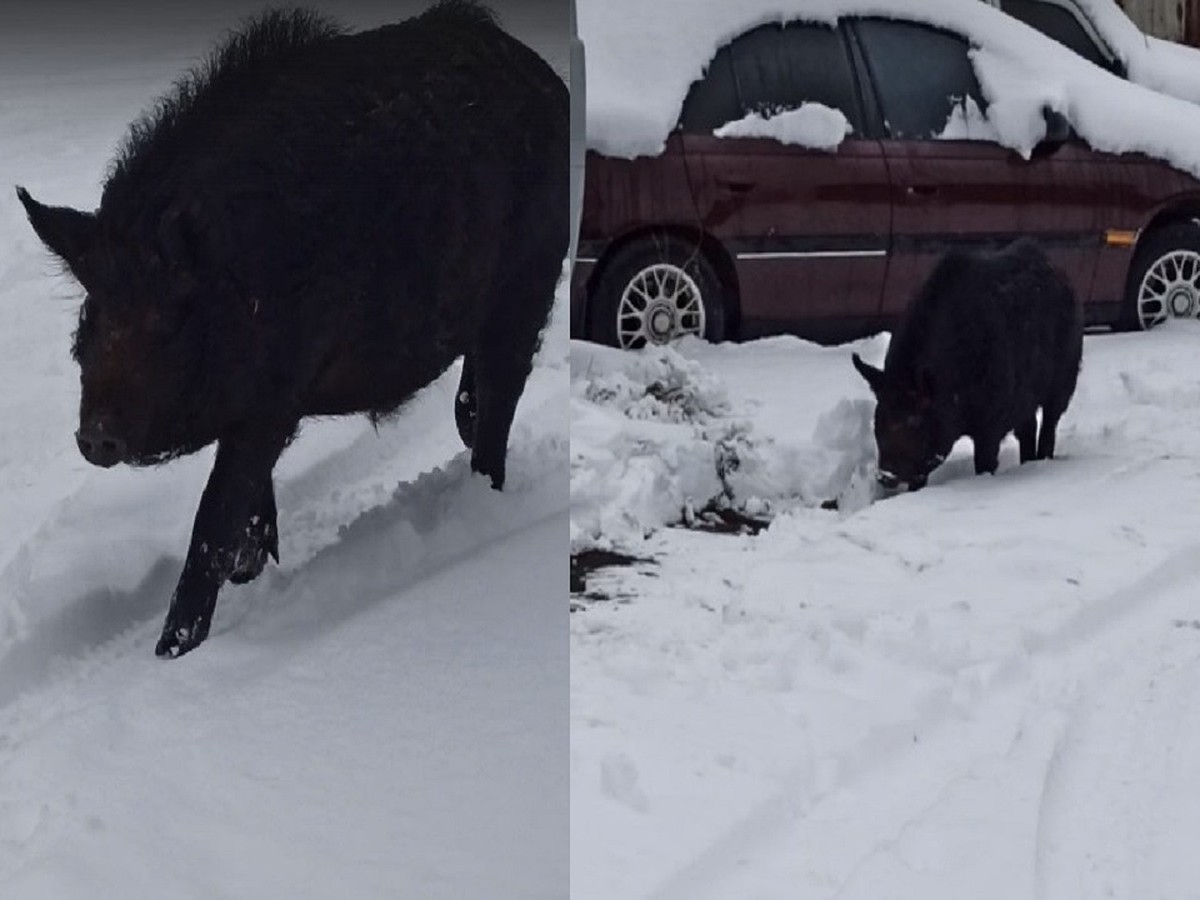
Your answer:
[17,1,568,657]
[852,239,1083,491]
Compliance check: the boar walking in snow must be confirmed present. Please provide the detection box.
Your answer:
[17,1,568,657]
[852,239,1083,491]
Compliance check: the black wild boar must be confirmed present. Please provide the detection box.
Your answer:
[17,1,568,658]
[852,239,1082,491]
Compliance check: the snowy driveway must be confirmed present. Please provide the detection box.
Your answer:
[571,324,1200,900]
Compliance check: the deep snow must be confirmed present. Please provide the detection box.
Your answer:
[0,5,567,898]
[571,322,1200,899]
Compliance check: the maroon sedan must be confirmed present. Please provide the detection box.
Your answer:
[571,14,1200,349]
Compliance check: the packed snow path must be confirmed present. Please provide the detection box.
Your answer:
[571,324,1200,900]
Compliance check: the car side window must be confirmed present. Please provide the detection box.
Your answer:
[728,22,864,134]
[855,19,988,141]
[1000,0,1114,72]
[678,45,741,133]
[678,22,863,135]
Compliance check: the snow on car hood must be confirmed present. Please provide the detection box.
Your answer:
[580,0,1200,185]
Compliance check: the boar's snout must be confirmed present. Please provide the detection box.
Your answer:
[75,414,128,468]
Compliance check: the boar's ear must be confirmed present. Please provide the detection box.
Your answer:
[851,352,886,393]
[16,186,96,268]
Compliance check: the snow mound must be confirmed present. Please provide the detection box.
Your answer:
[570,339,882,552]
[578,342,731,424]
[714,102,850,150]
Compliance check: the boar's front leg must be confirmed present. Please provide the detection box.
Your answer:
[228,478,279,585]
[156,424,294,659]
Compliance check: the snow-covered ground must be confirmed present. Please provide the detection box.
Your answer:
[570,322,1200,899]
[0,5,567,898]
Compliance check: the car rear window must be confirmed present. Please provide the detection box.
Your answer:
[678,21,864,135]
[854,19,988,140]
[1000,0,1113,72]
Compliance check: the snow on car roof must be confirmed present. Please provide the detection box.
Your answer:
[580,0,1200,184]
[1065,0,1200,105]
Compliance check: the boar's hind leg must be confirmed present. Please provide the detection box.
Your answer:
[470,340,531,492]
[1037,403,1065,461]
[973,430,1003,476]
[454,353,478,450]
[469,271,556,491]
[155,424,294,659]
[1016,416,1037,464]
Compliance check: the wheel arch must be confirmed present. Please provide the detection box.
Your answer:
[1121,204,1200,329]
[584,225,741,339]
[1131,199,1200,273]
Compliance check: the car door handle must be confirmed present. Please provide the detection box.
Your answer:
[716,178,753,194]
[906,184,938,198]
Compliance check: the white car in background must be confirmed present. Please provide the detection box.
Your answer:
[984,0,1200,103]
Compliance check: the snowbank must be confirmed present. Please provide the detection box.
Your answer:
[569,337,882,552]
[581,0,1200,181]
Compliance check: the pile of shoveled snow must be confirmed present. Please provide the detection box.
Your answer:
[580,0,1200,180]
[569,338,881,553]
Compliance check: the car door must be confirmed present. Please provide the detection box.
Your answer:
[850,17,1124,322]
[678,21,891,342]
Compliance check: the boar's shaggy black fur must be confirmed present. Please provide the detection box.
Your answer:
[852,239,1083,491]
[17,0,568,657]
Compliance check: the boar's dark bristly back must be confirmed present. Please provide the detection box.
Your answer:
[104,8,346,202]
[881,248,973,381]
[421,0,500,26]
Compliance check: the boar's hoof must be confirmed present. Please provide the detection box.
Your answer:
[155,618,209,659]
[471,456,505,492]
[455,389,477,450]
[229,515,279,585]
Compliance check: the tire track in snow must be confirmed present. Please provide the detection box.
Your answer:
[1033,597,1200,899]
[646,539,1200,900]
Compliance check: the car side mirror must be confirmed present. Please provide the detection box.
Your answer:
[1035,107,1072,156]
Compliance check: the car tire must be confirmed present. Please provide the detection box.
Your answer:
[1120,221,1200,331]
[588,236,727,349]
